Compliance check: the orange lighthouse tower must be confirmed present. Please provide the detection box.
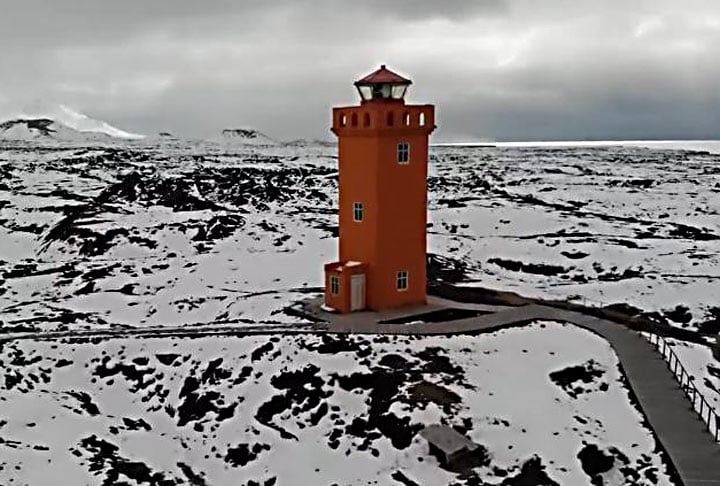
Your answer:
[324,65,436,313]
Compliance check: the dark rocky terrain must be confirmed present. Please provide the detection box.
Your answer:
[0,139,717,484]
[1,141,718,337]
[0,322,675,485]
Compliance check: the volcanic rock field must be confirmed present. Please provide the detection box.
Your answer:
[0,140,718,485]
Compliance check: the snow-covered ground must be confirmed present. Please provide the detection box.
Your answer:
[0,143,337,333]
[0,139,717,484]
[0,322,675,485]
[0,141,718,335]
[478,139,720,154]
[427,144,719,330]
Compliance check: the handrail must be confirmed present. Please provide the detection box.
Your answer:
[642,331,719,442]
[574,295,607,308]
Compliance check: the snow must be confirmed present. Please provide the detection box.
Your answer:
[0,322,675,485]
[0,138,715,484]
[1,140,717,333]
[54,105,145,140]
[0,104,145,141]
[426,144,720,330]
[447,139,720,155]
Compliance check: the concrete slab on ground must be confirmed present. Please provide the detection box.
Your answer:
[300,295,511,327]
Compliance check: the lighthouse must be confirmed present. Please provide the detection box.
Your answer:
[323,65,436,313]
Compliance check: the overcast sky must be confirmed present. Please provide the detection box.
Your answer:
[1,0,719,141]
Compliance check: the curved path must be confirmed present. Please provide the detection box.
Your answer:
[0,323,311,345]
[329,304,720,486]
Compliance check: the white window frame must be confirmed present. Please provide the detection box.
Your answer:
[353,202,364,222]
[330,275,340,295]
[396,271,409,291]
[398,142,410,164]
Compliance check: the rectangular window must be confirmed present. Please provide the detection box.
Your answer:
[330,275,340,295]
[397,271,409,291]
[398,142,410,164]
[353,202,364,222]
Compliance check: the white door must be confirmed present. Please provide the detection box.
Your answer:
[351,274,366,311]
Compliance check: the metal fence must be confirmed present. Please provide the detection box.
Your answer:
[576,295,606,308]
[643,332,719,442]
[565,294,609,309]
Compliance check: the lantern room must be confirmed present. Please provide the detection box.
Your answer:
[354,64,412,103]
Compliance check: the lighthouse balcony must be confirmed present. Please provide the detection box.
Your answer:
[324,260,368,313]
[332,105,435,135]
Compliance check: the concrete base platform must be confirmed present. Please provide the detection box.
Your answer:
[297,295,512,329]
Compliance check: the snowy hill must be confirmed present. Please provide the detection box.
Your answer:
[0,118,58,138]
[0,105,144,141]
[0,118,99,141]
[218,127,277,145]
[52,104,145,140]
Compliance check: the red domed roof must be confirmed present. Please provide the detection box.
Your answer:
[355,65,412,86]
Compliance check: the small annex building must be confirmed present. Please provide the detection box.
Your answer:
[323,261,368,312]
[420,424,485,471]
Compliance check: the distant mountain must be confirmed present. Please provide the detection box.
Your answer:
[0,118,58,138]
[0,118,99,141]
[53,105,144,140]
[218,128,277,146]
[0,105,145,141]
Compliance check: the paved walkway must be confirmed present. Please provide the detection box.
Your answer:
[328,304,720,486]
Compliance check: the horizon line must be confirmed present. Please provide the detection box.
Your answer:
[432,139,720,147]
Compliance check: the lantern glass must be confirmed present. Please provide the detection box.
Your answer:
[358,86,373,101]
[391,85,407,99]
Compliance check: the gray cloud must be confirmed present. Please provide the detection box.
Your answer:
[1,0,719,141]
[365,0,508,20]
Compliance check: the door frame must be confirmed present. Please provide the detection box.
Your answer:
[350,274,366,311]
